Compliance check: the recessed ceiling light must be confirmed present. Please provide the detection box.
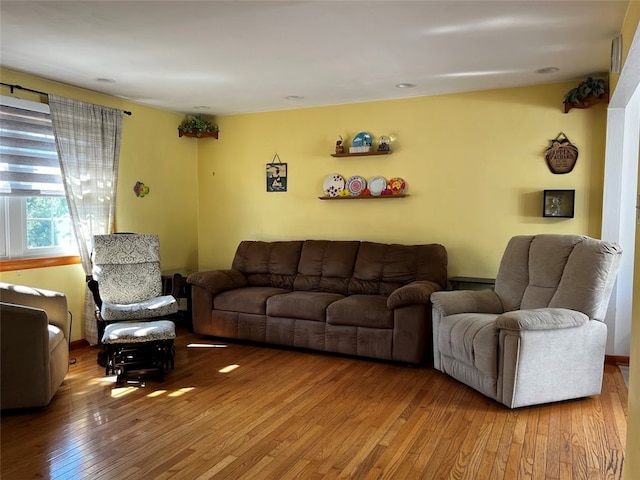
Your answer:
[194,106,211,110]
[536,67,559,74]
[396,83,416,88]
[285,95,304,100]
[95,78,116,83]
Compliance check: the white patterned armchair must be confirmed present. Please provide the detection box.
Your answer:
[431,234,622,408]
[89,234,178,343]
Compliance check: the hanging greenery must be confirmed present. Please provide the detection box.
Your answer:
[563,77,607,105]
[178,115,219,137]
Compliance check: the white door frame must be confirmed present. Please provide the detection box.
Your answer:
[602,23,640,356]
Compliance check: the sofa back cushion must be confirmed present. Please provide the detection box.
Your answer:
[232,241,302,290]
[348,242,448,296]
[293,240,360,294]
[495,234,622,320]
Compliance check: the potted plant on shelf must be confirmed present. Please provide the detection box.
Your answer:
[563,77,609,113]
[178,115,219,138]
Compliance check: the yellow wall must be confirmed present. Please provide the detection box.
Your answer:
[196,82,607,277]
[0,68,200,341]
[0,72,612,343]
[620,4,640,479]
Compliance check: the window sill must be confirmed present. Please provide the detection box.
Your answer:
[0,255,81,271]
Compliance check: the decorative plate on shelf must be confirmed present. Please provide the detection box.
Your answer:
[387,177,406,194]
[323,173,345,197]
[346,175,367,196]
[368,176,387,196]
[352,132,373,147]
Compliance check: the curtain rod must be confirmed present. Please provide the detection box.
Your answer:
[0,82,132,116]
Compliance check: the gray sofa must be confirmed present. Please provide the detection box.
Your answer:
[431,234,622,408]
[188,240,448,364]
[1,282,70,409]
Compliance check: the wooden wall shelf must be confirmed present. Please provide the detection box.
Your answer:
[331,151,391,158]
[178,129,219,139]
[318,194,408,200]
[563,93,609,113]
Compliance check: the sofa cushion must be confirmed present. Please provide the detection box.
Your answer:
[327,295,393,329]
[349,242,448,296]
[48,324,65,353]
[232,241,303,289]
[293,240,360,295]
[214,286,290,315]
[438,313,500,380]
[100,294,178,321]
[267,291,344,322]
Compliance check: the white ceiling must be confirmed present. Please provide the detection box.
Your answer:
[0,1,629,116]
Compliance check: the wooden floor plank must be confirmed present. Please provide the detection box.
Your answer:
[0,327,629,480]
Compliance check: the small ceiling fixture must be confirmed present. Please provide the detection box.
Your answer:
[285,95,304,100]
[396,83,416,88]
[194,106,211,110]
[536,67,559,74]
[95,78,116,83]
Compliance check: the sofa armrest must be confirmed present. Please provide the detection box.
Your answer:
[387,280,441,309]
[0,282,70,341]
[187,269,248,295]
[495,308,588,331]
[1,302,51,409]
[431,289,503,316]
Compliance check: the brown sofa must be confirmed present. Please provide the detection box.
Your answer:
[187,240,448,364]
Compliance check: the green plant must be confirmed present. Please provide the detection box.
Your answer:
[179,115,219,135]
[563,77,607,104]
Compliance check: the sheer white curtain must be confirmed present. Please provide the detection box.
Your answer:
[49,95,123,345]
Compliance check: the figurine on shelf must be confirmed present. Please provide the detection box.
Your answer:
[378,135,391,152]
[335,135,344,154]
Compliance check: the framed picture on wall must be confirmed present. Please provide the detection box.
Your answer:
[266,162,287,192]
[543,189,575,218]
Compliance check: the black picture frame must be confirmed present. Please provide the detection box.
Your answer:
[543,189,575,218]
[266,162,287,192]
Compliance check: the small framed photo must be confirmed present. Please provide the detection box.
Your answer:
[266,163,287,192]
[543,189,575,218]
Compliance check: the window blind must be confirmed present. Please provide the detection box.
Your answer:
[0,102,63,197]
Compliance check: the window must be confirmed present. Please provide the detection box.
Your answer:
[0,96,77,260]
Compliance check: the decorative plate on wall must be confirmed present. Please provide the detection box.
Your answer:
[352,132,373,147]
[347,175,367,196]
[387,177,406,194]
[368,176,387,196]
[323,174,345,197]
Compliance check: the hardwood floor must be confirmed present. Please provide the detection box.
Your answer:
[1,327,628,480]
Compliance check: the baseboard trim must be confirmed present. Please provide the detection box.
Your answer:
[605,355,630,366]
[70,339,90,350]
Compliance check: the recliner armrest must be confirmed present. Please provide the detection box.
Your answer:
[387,280,441,309]
[0,282,70,341]
[495,308,589,331]
[187,269,248,295]
[1,302,51,409]
[431,289,503,316]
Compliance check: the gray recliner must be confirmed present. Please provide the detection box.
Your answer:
[1,282,70,409]
[431,234,622,408]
